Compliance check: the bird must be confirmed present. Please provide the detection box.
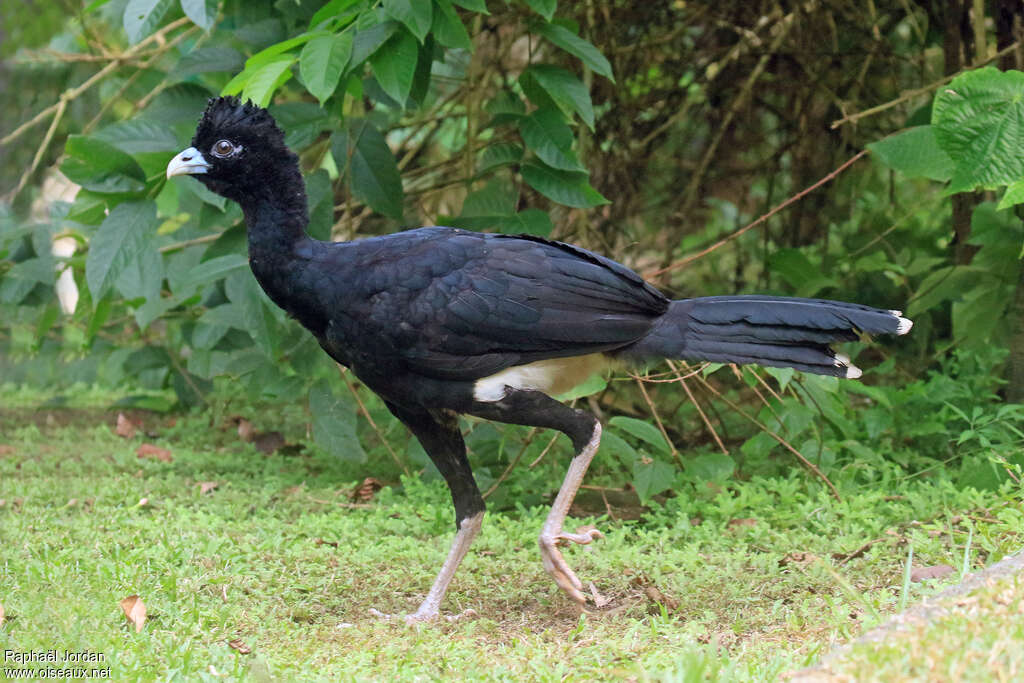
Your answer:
[167,96,912,623]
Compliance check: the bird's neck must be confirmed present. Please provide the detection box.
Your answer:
[242,188,311,262]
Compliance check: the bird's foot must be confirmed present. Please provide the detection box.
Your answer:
[538,524,604,604]
[369,607,477,625]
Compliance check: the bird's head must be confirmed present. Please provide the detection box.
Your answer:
[166,97,301,205]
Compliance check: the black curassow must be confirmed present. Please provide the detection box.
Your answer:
[167,97,912,623]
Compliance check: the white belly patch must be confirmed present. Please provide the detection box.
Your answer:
[472,353,611,402]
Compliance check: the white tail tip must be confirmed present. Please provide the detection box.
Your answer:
[833,354,863,379]
[896,316,913,335]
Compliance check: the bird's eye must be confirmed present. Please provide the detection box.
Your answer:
[211,139,237,158]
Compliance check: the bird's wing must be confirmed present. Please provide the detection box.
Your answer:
[332,228,670,381]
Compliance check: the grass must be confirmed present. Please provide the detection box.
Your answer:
[1,384,1022,681]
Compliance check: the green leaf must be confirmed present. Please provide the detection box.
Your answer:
[609,416,670,455]
[933,67,1024,193]
[93,119,180,154]
[867,126,954,182]
[633,458,675,503]
[478,142,524,172]
[241,55,294,107]
[520,64,594,129]
[997,178,1024,210]
[518,108,584,171]
[768,248,838,297]
[86,201,158,303]
[175,254,248,294]
[309,0,362,30]
[906,265,993,316]
[686,453,735,483]
[521,161,608,208]
[462,180,517,216]
[532,20,613,82]
[524,0,557,21]
[351,21,400,65]
[369,27,419,106]
[300,32,353,104]
[180,0,217,30]
[61,136,147,194]
[452,0,489,12]
[123,0,174,43]
[310,379,366,463]
[383,0,432,42]
[225,270,277,356]
[331,120,404,219]
[432,0,472,51]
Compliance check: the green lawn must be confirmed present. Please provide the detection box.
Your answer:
[1,385,1022,681]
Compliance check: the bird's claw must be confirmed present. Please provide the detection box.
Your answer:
[539,524,605,605]
[369,607,477,625]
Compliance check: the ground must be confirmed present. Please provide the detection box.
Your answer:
[0,385,1022,681]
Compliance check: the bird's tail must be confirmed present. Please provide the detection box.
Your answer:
[623,295,913,378]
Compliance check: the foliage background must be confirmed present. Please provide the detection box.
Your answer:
[1,0,1023,503]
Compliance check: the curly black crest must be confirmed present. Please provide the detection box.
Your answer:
[192,96,284,148]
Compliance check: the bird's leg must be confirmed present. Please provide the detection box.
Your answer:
[469,389,604,606]
[370,511,483,624]
[538,421,603,603]
[374,404,484,624]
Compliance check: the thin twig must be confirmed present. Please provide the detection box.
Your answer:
[482,427,539,500]
[336,366,409,476]
[830,40,1021,129]
[651,150,868,278]
[631,375,682,465]
[528,431,562,469]
[0,16,191,147]
[6,98,67,201]
[693,370,840,500]
[666,360,728,455]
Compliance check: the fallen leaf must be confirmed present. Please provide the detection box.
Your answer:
[313,538,339,548]
[832,538,882,564]
[120,595,147,632]
[198,481,219,494]
[910,564,954,582]
[351,477,383,502]
[0,445,14,456]
[780,551,818,568]
[136,444,172,463]
[253,431,286,454]
[727,518,757,531]
[0,602,5,625]
[228,638,252,654]
[234,417,254,442]
[115,413,137,439]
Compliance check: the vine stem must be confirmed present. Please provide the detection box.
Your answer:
[650,149,868,279]
[0,16,192,148]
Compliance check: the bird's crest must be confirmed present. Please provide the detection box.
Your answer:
[193,96,284,146]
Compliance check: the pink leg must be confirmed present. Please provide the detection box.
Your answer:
[370,511,483,624]
[538,422,604,604]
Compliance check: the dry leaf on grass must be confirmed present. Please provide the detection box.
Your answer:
[910,564,954,582]
[115,413,137,439]
[351,477,384,502]
[0,602,5,625]
[234,417,287,454]
[136,444,172,463]
[0,445,15,456]
[228,638,251,654]
[198,481,219,494]
[120,595,147,632]
[727,517,757,531]
[780,551,819,568]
